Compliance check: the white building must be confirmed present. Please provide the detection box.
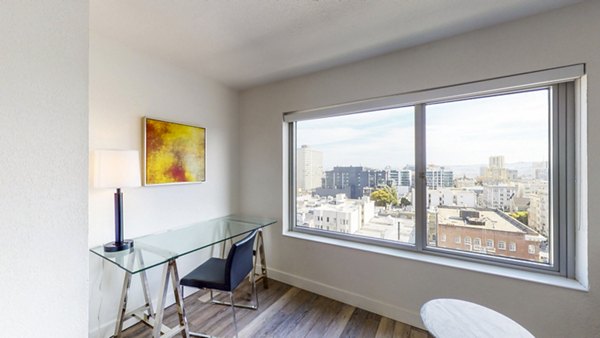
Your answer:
[297,145,323,191]
[480,155,518,184]
[528,189,549,236]
[399,170,412,187]
[426,165,453,189]
[515,179,548,198]
[454,176,477,188]
[483,184,517,211]
[397,185,410,195]
[454,189,478,207]
[427,188,477,209]
[533,161,549,180]
[356,214,416,243]
[427,189,453,208]
[297,194,375,234]
[489,155,505,168]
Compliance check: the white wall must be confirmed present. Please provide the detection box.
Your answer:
[239,1,600,337]
[88,33,239,336]
[0,1,89,337]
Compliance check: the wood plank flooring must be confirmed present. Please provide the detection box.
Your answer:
[120,279,430,338]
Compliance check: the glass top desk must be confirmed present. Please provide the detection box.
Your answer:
[90,214,276,338]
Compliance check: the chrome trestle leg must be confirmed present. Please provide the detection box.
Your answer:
[112,250,136,338]
[113,271,132,338]
[138,250,155,321]
[170,261,190,338]
[153,262,172,338]
[112,259,190,338]
[230,292,239,338]
[251,262,259,309]
[256,229,269,289]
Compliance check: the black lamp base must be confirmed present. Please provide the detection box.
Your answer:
[103,240,134,252]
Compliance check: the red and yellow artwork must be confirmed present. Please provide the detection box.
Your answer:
[145,118,206,185]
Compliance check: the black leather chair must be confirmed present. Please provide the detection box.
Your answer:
[181,230,258,338]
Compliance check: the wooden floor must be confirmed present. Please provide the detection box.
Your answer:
[120,279,430,338]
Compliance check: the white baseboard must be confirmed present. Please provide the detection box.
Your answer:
[266,267,425,330]
[89,315,140,338]
[89,267,423,337]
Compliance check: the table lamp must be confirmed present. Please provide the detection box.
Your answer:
[94,150,141,252]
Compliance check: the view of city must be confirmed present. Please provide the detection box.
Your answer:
[295,90,551,265]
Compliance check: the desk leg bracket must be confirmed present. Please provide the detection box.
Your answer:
[113,259,190,338]
[254,228,269,289]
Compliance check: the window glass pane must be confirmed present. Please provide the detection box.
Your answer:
[295,107,415,244]
[425,90,551,265]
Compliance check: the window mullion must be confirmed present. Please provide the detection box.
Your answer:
[289,122,297,231]
[551,84,562,274]
[565,82,576,278]
[553,82,575,277]
[415,104,426,251]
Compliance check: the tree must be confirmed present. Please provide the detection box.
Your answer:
[400,197,411,207]
[510,211,528,225]
[370,186,399,207]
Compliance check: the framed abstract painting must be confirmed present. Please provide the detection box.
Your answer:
[144,117,206,185]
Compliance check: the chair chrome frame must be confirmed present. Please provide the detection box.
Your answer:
[208,264,259,310]
[182,268,258,338]
[182,230,262,338]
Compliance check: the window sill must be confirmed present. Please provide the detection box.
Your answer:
[283,229,588,292]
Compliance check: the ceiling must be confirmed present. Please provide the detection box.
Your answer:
[91,0,584,90]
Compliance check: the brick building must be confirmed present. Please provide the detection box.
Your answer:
[434,207,547,263]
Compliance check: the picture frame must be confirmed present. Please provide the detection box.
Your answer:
[144,117,206,186]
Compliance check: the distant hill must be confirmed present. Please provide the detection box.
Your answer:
[444,162,547,179]
[442,164,483,179]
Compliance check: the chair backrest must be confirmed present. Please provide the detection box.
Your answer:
[224,230,257,290]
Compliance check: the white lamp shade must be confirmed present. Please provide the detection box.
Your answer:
[94,150,141,188]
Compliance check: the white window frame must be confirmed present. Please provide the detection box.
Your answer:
[498,241,507,250]
[285,65,583,277]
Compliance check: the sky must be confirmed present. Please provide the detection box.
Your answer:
[296,89,549,170]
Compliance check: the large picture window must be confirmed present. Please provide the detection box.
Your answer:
[425,90,550,265]
[285,65,582,275]
[295,107,415,244]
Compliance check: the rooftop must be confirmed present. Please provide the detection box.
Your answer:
[437,207,529,233]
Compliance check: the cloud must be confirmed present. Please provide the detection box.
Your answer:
[296,89,549,169]
[427,90,548,164]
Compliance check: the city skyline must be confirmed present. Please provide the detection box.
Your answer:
[304,161,547,182]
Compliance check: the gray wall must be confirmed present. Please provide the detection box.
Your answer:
[239,1,600,336]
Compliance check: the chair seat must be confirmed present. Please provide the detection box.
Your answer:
[180,230,259,338]
[181,257,231,291]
